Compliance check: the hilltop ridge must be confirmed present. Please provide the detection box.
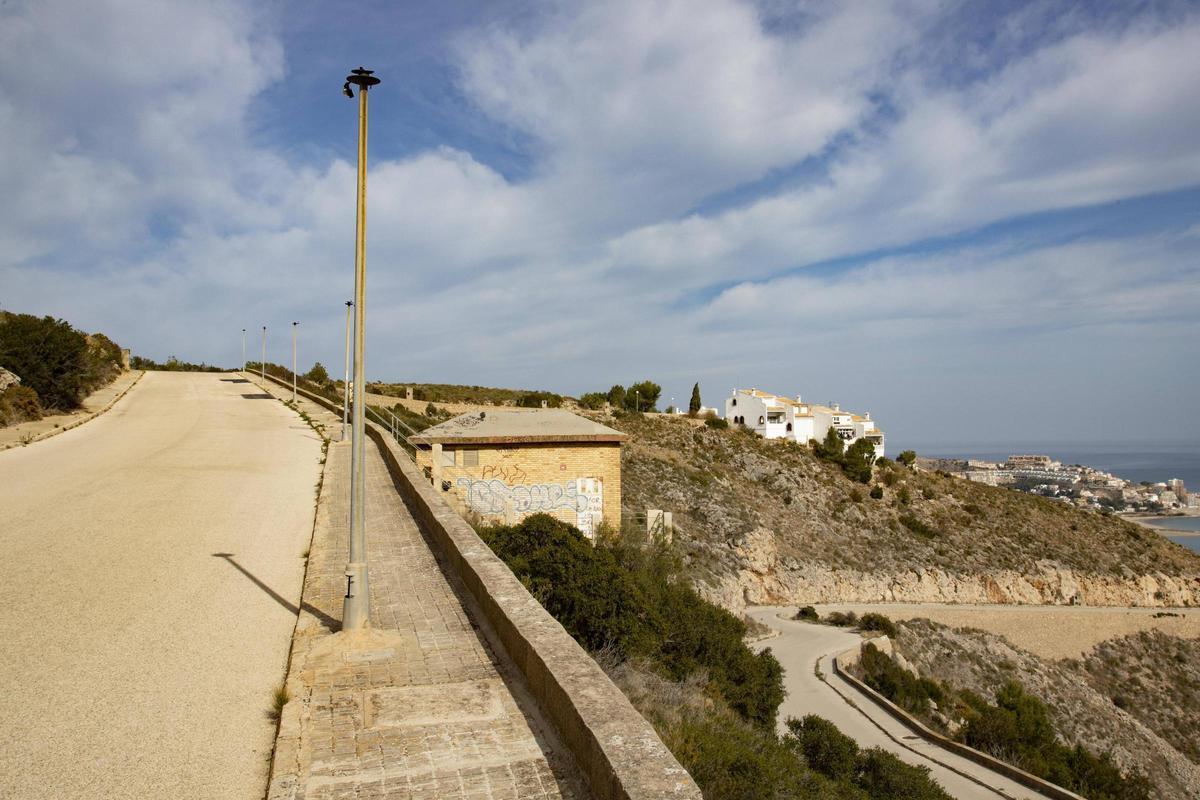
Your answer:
[600,412,1200,612]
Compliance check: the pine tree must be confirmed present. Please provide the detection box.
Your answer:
[688,382,702,416]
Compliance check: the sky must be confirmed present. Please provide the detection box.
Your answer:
[1,0,1198,451]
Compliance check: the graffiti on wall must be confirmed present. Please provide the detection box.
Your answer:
[480,463,528,483]
[456,477,604,537]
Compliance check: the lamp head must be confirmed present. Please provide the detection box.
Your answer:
[345,66,381,93]
[342,81,353,98]
[346,300,353,307]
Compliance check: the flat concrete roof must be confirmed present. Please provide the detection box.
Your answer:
[409,409,628,446]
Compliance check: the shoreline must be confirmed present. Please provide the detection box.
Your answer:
[1125,514,1200,535]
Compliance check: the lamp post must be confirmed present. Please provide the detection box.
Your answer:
[342,300,352,442]
[260,326,266,388]
[342,66,380,631]
[241,328,246,373]
[291,321,299,403]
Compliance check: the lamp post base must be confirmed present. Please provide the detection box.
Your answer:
[342,562,370,630]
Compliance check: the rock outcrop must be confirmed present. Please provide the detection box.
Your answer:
[0,367,20,393]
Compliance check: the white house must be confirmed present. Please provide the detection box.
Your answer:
[723,388,885,457]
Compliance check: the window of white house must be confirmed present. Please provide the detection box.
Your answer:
[439,448,457,467]
[462,449,479,467]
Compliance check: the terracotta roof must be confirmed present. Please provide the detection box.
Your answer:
[409,409,627,446]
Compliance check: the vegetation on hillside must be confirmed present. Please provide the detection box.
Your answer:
[478,513,953,799]
[0,313,125,420]
[368,381,563,407]
[599,412,1200,585]
[1078,630,1200,765]
[130,355,225,372]
[891,619,1198,800]
[854,643,1149,799]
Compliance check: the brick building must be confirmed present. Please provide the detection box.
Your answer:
[409,410,627,538]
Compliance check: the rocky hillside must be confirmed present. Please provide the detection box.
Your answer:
[600,412,1200,611]
[1079,629,1200,766]
[892,619,1199,800]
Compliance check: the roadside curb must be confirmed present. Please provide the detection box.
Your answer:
[1,370,145,452]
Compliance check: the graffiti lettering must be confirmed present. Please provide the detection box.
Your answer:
[480,464,528,483]
[456,478,588,515]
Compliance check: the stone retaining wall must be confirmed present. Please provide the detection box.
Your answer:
[260,372,701,800]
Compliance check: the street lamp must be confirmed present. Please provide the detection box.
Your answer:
[342,66,380,631]
[241,328,246,373]
[291,321,299,403]
[260,326,267,388]
[342,300,352,442]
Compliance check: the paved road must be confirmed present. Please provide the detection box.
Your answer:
[748,607,1051,800]
[0,372,322,799]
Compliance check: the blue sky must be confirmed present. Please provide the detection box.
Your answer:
[1,0,1198,450]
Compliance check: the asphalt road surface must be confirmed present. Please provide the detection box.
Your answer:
[0,372,322,799]
[748,606,1052,800]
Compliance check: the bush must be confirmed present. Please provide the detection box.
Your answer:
[787,715,858,781]
[624,380,661,412]
[705,417,729,430]
[517,390,563,408]
[0,314,90,410]
[896,450,917,467]
[133,355,225,372]
[870,485,884,499]
[824,611,858,627]
[858,613,898,637]
[480,513,784,729]
[607,384,626,408]
[0,384,43,426]
[794,605,820,622]
[304,362,330,384]
[858,642,938,716]
[578,391,607,410]
[854,747,951,800]
[843,438,877,483]
[899,514,938,539]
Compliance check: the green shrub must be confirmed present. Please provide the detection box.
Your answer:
[517,390,563,408]
[0,384,43,426]
[787,715,858,781]
[607,384,626,408]
[858,642,936,716]
[896,450,917,467]
[824,611,858,627]
[794,605,820,622]
[705,417,729,430]
[304,362,330,384]
[854,747,951,800]
[843,439,876,483]
[858,613,898,637]
[899,514,939,539]
[0,314,91,410]
[870,485,884,499]
[133,355,225,372]
[578,391,607,410]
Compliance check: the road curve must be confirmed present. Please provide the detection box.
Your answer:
[747,606,1052,800]
[0,372,322,800]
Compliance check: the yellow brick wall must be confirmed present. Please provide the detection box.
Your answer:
[417,442,622,535]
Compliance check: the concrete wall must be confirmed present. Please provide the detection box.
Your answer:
[261,372,701,799]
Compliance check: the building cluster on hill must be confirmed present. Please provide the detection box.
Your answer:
[925,454,1195,513]
[723,388,885,457]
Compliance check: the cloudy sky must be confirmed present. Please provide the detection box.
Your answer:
[1,0,1198,449]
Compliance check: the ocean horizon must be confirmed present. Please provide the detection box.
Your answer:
[917,440,1200,493]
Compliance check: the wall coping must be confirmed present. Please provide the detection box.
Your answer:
[258,372,702,799]
[832,646,1085,800]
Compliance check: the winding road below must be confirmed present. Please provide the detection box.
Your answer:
[747,606,1053,800]
[0,372,322,799]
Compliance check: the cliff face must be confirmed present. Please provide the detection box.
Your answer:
[700,525,1200,613]
[604,413,1200,614]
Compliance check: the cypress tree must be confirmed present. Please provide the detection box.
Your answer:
[688,382,702,415]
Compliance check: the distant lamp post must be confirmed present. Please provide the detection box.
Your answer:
[342,300,352,442]
[291,321,299,403]
[241,328,246,373]
[261,326,267,388]
[342,66,380,631]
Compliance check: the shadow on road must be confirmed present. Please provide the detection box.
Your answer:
[221,378,251,384]
[240,393,274,400]
[212,552,341,631]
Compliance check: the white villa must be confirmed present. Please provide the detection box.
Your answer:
[724,388,885,457]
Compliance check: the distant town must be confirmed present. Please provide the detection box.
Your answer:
[919,453,1199,515]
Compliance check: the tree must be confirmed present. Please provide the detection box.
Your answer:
[896,450,917,467]
[843,438,877,483]
[607,384,626,408]
[625,380,661,412]
[688,382,702,416]
[578,391,607,410]
[815,427,844,461]
[305,362,330,384]
[0,313,89,410]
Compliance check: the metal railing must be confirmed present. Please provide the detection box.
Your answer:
[364,404,419,460]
